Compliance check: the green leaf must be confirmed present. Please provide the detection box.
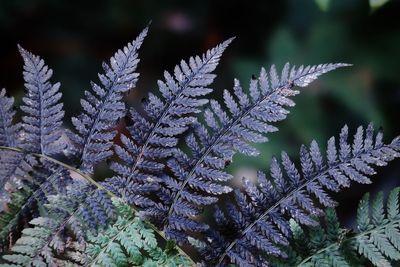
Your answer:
[356,235,390,267]
[370,231,400,260]
[387,187,400,220]
[357,193,371,232]
[325,208,341,242]
[385,225,400,250]
[371,191,385,226]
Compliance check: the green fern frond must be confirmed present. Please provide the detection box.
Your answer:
[0,180,91,266]
[0,217,60,266]
[271,187,400,267]
[0,188,31,252]
[84,198,191,267]
[353,188,400,267]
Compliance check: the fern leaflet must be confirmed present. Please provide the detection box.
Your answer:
[18,45,65,156]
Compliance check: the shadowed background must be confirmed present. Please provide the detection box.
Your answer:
[0,0,399,228]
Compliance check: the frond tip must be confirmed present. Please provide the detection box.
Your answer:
[291,63,352,87]
[68,26,148,174]
[18,45,65,156]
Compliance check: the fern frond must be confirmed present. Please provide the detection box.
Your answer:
[154,63,350,244]
[67,26,148,174]
[0,178,104,266]
[0,161,75,252]
[1,24,147,206]
[202,123,400,266]
[2,183,121,265]
[0,159,81,252]
[0,161,72,252]
[0,173,75,266]
[2,27,400,267]
[273,187,400,267]
[104,38,233,209]
[84,199,192,267]
[269,210,359,267]
[18,46,65,156]
[0,216,63,266]
[2,44,66,209]
[353,189,400,266]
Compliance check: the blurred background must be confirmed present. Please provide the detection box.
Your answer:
[0,0,399,227]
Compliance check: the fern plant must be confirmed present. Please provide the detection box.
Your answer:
[271,187,400,267]
[0,24,399,267]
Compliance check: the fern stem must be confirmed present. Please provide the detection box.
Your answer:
[0,146,110,196]
[297,219,400,266]
[168,84,296,218]
[35,68,45,155]
[0,145,196,266]
[216,145,388,266]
